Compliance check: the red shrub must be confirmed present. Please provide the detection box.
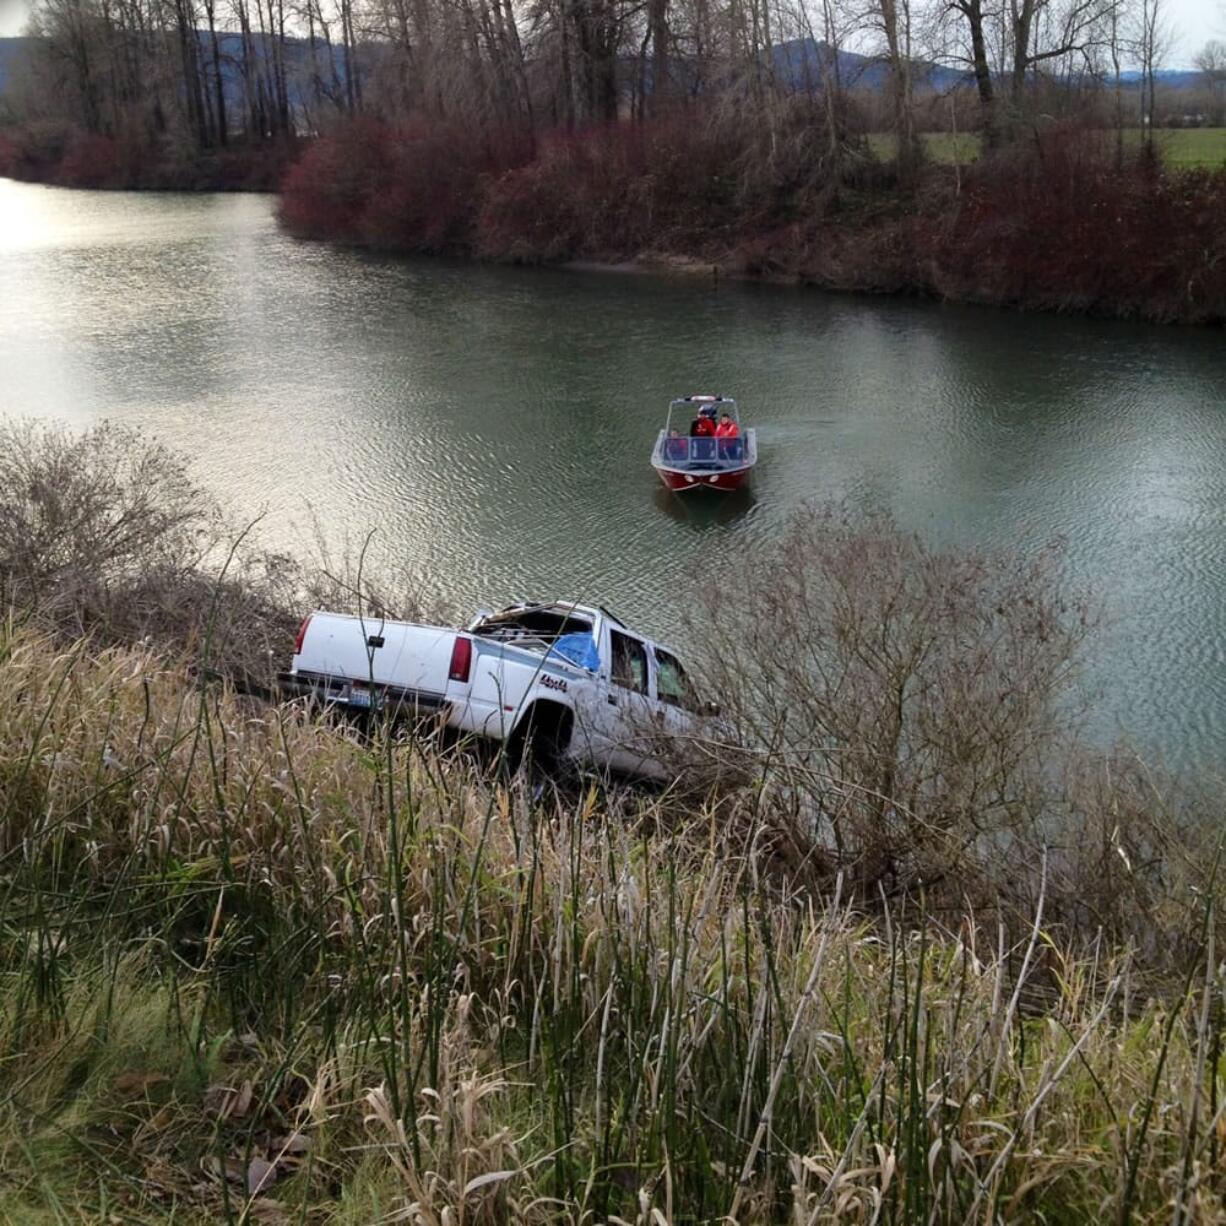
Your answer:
[279,118,532,251]
[2,121,73,179]
[929,126,1226,321]
[359,125,486,251]
[281,112,1225,323]
[279,117,398,239]
[56,132,121,187]
[476,117,742,261]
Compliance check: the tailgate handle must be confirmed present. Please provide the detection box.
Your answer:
[367,635,385,649]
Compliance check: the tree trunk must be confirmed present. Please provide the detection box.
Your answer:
[880,0,919,184]
[647,0,668,114]
[204,0,227,146]
[956,0,998,146]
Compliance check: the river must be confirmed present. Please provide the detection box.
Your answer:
[2,177,1225,774]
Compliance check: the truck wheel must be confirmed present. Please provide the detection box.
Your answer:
[502,702,573,785]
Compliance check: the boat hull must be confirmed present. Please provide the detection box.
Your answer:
[653,463,752,494]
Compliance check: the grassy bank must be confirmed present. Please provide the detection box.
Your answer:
[3,421,1226,1222]
[2,627,1226,1224]
[866,127,1226,167]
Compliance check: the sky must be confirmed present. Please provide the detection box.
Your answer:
[0,0,1221,63]
[0,0,24,38]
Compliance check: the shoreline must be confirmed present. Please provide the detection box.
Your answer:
[4,167,1224,329]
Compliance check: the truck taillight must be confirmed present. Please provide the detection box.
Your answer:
[293,614,312,656]
[448,636,472,683]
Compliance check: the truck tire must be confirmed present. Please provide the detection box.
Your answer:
[502,701,574,781]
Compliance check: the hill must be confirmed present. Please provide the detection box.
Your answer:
[0,36,32,96]
[771,37,969,92]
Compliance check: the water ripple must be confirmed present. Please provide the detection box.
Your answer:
[4,179,1226,773]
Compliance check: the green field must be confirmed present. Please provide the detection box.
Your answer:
[868,127,1226,167]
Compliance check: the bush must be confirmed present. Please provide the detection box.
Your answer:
[684,504,1222,963]
[0,419,435,687]
[0,120,297,192]
[280,107,841,262]
[931,125,1226,321]
[0,419,212,623]
[476,111,819,261]
[279,117,533,251]
[1,118,73,178]
[0,129,16,177]
[57,130,128,187]
[278,115,400,239]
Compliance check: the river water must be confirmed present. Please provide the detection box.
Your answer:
[2,178,1225,773]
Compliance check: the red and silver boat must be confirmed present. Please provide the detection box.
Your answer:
[651,395,757,494]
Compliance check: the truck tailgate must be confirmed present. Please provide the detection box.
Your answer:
[294,613,456,701]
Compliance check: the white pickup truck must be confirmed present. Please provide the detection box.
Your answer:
[279,601,720,782]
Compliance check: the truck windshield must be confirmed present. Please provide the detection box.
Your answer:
[472,606,593,646]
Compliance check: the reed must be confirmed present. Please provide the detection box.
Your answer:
[0,624,1223,1223]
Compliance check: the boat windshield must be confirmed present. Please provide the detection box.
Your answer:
[660,435,747,466]
[667,396,740,433]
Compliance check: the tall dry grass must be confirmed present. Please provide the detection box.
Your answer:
[2,421,1224,1221]
[1,624,1224,1223]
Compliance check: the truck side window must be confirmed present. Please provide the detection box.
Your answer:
[610,631,648,694]
[654,648,697,710]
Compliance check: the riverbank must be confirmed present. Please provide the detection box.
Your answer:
[4,114,1224,324]
[3,419,1226,1221]
[0,122,293,191]
[1,632,1223,1224]
[277,116,1226,326]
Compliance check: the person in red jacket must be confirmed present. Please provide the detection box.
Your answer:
[690,411,716,437]
[714,413,739,439]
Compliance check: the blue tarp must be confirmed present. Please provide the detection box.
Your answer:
[547,633,601,673]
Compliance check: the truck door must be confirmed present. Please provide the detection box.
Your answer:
[651,646,703,776]
[600,629,662,777]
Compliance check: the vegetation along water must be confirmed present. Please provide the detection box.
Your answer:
[2,0,1226,1203]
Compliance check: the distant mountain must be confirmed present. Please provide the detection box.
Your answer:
[1118,68,1203,90]
[772,38,970,93]
[772,39,1208,94]
[1,28,1205,110]
[0,36,33,96]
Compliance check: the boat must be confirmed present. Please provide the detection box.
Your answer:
[650,395,758,494]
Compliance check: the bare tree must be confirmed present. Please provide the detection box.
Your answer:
[872,0,922,179]
[945,0,1001,142]
[1136,0,1168,150]
[1108,0,1123,166]
[942,0,1122,144]
[1195,38,1226,124]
